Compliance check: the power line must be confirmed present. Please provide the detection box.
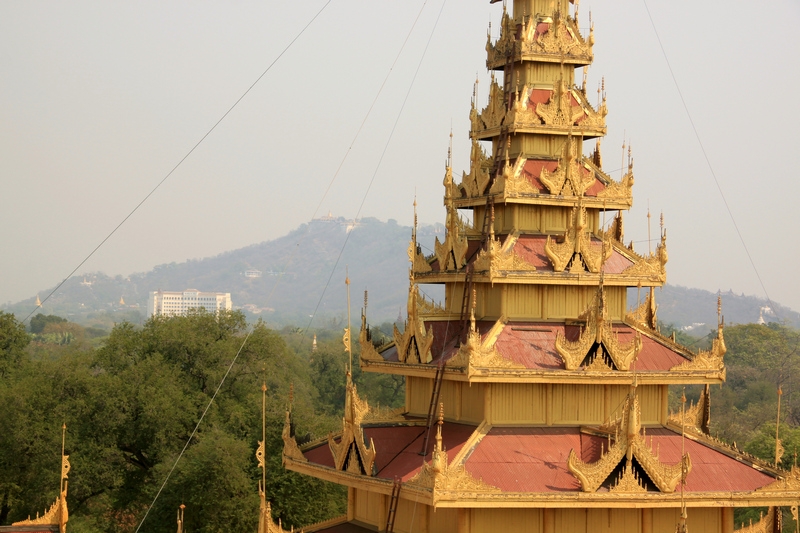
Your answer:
[305,0,449,334]
[639,0,777,316]
[22,1,333,324]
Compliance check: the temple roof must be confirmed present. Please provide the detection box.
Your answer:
[295,422,783,501]
[365,318,724,383]
[303,421,474,483]
[427,234,634,275]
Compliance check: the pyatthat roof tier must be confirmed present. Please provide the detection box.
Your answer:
[285,420,795,508]
[361,319,725,384]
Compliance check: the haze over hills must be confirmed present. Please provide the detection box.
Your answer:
[5,217,798,332]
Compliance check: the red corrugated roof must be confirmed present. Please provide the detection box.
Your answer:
[303,422,476,482]
[464,426,776,493]
[396,320,690,372]
[512,234,634,274]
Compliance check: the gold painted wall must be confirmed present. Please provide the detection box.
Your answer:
[466,508,651,533]
[391,497,427,533]
[429,507,459,533]
[410,379,664,426]
[353,488,382,528]
[652,508,722,533]
[407,377,485,423]
[489,384,664,425]
[502,285,625,321]
[490,383,547,424]
[469,508,544,533]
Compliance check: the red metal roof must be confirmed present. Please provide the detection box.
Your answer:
[511,234,634,274]
[463,426,777,493]
[423,320,688,372]
[303,422,476,482]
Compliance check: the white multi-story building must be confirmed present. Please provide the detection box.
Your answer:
[146,289,232,318]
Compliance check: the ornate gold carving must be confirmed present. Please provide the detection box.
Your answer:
[460,137,492,197]
[484,4,516,65]
[596,166,634,201]
[536,81,585,128]
[620,229,668,282]
[434,196,468,271]
[626,286,658,331]
[735,507,782,533]
[608,461,648,493]
[532,15,594,59]
[505,84,542,131]
[668,385,711,435]
[545,200,612,273]
[447,313,521,371]
[282,411,307,463]
[568,386,690,493]
[486,9,594,66]
[12,489,68,532]
[327,373,377,476]
[258,500,291,533]
[359,316,386,363]
[757,465,800,492]
[555,284,642,371]
[478,75,506,131]
[539,138,594,196]
[14,426,70,533]
[671,318,726,373]
[394,281,435,364]
[408,406,500,494]
[492,154,539,196]
[473,231,537,276]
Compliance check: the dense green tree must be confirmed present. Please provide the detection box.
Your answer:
[29,313,67,334]
[0,311,29,377]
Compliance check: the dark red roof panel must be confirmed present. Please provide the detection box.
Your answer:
[464,426,777,494]
[303,422,476,482]
[406,320,690,372]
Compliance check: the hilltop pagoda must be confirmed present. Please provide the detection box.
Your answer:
[282,1,800,531]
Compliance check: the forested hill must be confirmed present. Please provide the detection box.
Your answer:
[5,217,799,329]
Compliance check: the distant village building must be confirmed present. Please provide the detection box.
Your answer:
[146,289,232,318]
[244,269,263,278]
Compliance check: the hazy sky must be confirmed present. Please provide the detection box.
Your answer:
[2,1,799,315]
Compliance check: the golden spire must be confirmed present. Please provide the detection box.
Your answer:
[343,271,352,373]
[776,385,784,467]
[312,334,317,352]
[35,294,42,307]
[176,504,185,533]
[119,296,125,306]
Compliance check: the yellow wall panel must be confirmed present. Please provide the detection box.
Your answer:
[461,383,486,423]
[407,376,433,417]
[353,489,381,527]
[506,285,543,319]
[429,507,458,533]
[491,383,546,424]
[471,508,543,533]
[552,384,604,425]
[391,498,426,533]
[554,508,587,533]
[585,509,641,533]
[639,385,663,425]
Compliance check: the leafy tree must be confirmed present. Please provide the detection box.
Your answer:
[0,311,28,377]
[29,313,67,334]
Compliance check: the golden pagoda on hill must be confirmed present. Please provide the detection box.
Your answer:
[281,1,800,531]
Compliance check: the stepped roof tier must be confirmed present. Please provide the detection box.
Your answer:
[282,0,798,531]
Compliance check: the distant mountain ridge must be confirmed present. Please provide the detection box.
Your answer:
[6,217,798,331]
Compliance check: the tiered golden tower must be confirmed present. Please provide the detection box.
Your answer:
[283,1,799,532]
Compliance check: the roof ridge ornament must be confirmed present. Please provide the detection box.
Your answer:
[554,280,642,371]
[568,384,691,493]
[326,372,377,476]
[545,196,612,273]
